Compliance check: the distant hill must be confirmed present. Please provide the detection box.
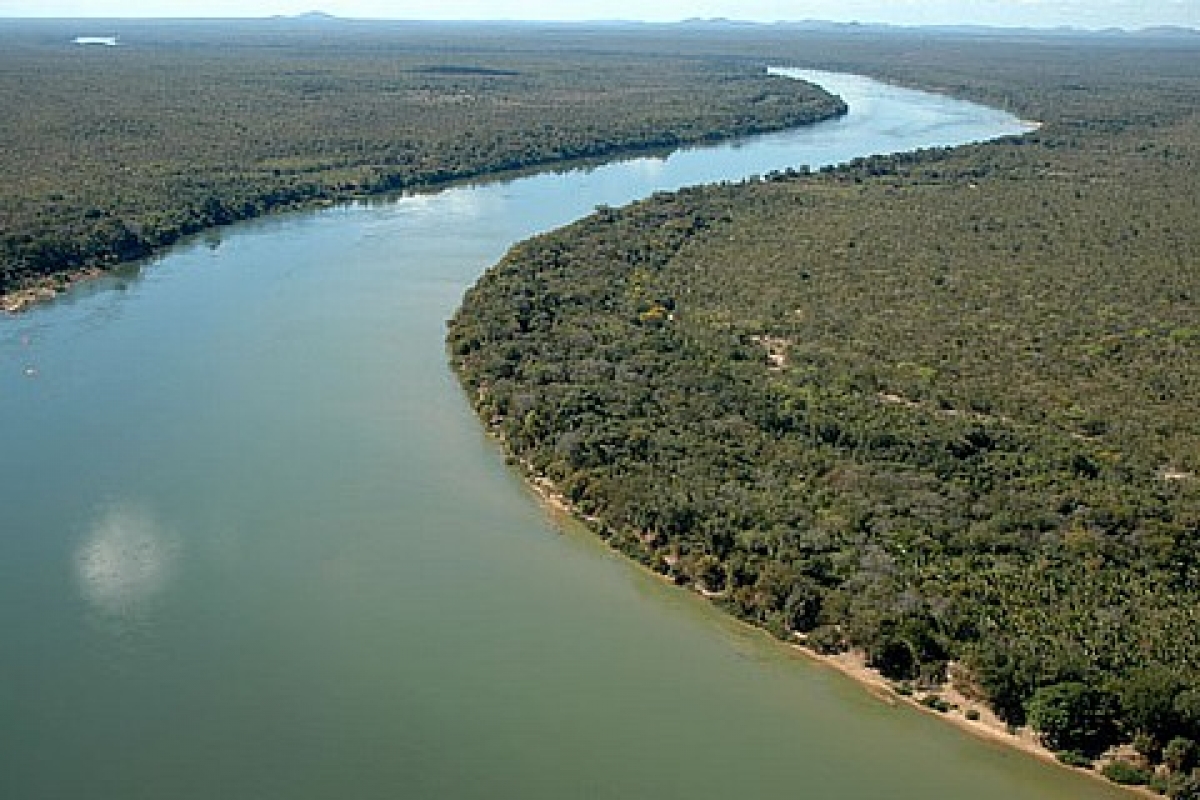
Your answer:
[274,10,341,23]
[673,17,1198,39]
[1136,25,1200,38]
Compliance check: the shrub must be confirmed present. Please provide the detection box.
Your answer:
[806,625,847,655]
[1168,770,1200,800]
[921,694,951,713]
[1166,738,1199,774]
[1026,682,1119,755]
[1102,760,1152,786]
[1056,750,1093,769]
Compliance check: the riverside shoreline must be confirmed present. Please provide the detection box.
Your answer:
[445,64,1148,798]
[0,94,847,317]
[1,268,105,314]
[515,457,1155,799]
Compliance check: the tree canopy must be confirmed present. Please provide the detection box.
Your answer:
[0,19,845,299]
[449,34,1200,788]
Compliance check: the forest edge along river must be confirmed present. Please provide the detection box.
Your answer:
[0,71,1133,799]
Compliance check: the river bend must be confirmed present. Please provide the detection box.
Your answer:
[0,71,1127,799]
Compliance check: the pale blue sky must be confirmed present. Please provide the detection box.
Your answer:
[1,0,1196,29]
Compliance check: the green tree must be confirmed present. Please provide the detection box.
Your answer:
[1177,691,1200,740]
[1120,666,1184,744]
[1166,738,1199,774]
[783,577,824,633]
[1026,682,1119,755]
[1169,770,1200,800]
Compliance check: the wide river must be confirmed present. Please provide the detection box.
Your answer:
[0,72,1129,799]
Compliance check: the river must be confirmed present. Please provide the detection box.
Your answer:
[0,71,1129,799]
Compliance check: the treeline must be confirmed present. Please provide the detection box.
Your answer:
[0,19,846,295]
[449,39,1200,794]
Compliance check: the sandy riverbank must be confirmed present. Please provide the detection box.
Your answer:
[518,459,1156,798]
[793,647,1159,798]
[0,267,105,315]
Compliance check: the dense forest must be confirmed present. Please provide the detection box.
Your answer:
[0,19,845,300]
[449,36,1200,794]
[8,15,1200,794]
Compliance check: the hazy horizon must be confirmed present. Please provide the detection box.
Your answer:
[2,1,1197,31]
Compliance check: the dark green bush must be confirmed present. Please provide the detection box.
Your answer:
[1056,751,1093,769]
[1102,760,1152,786]
[806,625,848,655]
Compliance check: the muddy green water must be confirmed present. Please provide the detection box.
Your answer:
[0,72,1129,799]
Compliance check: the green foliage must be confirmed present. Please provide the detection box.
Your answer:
[920,694,952,713]
[1137,732,1165,762]
[448,33,1200,765]
[1120,666,1187,744]
[1167,738,1199,775]
[1055,750,1094,769]
[693,554,728,594]
[1026,682,1118,754]
[783,578,824,633]
[1101,760,1152,786]
[1177,692,1200,740]
[448,34,1200,767]
[1169,771,1200,800]
[0,19,845,296]
[806,625,848,655]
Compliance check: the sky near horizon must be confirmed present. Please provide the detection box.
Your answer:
[1,1,1197,29]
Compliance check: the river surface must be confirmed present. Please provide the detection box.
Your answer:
[0,72,1128,799]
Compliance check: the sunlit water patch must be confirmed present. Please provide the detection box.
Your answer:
[76,503,178,616]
